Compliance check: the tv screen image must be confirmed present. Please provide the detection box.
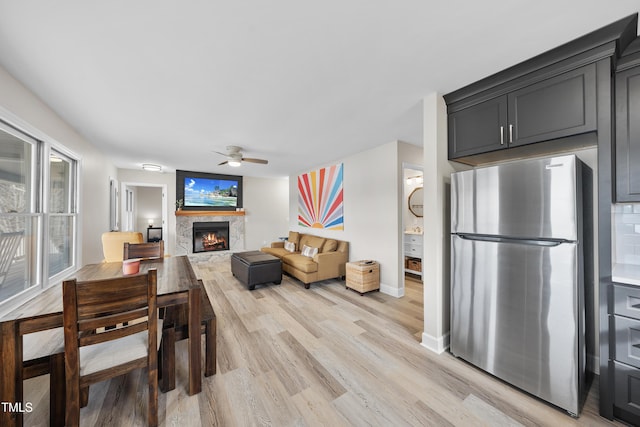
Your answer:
[184,177,238,207]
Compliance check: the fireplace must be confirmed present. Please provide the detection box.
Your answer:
[193,221,230,253]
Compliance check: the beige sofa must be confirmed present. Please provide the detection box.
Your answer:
[261,231,349,289]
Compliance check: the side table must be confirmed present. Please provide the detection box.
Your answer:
[346,260,380,295]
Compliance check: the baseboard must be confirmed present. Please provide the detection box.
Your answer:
[380,282,404,297]
[421,331,450,354]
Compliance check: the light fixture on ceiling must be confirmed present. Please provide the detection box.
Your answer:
[227,152,242,167]
[142,163,162,172]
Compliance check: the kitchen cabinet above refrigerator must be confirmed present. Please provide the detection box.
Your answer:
[444,15,638,166]
[448,64,597,160]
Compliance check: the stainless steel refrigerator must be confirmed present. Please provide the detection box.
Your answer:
[450,154,585,416]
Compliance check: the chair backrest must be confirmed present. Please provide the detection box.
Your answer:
[0,231,23,283]
[62,269,159,426]
[101,231,144,262]
[124,241,164,261]
[63,269,157,356]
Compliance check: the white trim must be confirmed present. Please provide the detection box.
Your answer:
[421,331,450,354]
[380,282,404,297]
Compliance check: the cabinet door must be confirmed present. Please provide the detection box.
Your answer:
[507,64,597,147]
[616,65,640,202]
[448,96,507,159]
[614,361,640,419]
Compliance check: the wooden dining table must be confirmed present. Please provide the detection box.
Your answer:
[0,255,203,427]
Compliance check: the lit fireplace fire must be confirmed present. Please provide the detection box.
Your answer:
[192,221,230,253]
[202,233,227,250]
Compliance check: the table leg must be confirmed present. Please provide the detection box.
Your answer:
[188,287,201,395]
[0,321,20,427]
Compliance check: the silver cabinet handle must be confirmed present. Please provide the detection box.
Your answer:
[500,126,504,145]
[509,124,513,143]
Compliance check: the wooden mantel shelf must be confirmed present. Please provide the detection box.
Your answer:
[175,210,245,216]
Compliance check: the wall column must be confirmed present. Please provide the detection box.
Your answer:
[421,93,455,353]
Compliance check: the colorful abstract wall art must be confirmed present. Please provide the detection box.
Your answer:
[298,163,344,230]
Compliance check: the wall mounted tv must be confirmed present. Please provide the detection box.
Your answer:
[176,170,243,211]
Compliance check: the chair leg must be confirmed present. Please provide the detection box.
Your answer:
[204,317,216,376]
[149,359,159,427]
[49,353,66,427]
[160,326,175,392]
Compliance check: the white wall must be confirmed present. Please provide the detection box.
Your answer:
[288,140,421,296]
[243,176,289,250]
[136,186,162,237]
[0,65,116,266]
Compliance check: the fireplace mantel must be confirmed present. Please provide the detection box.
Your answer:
[175,210,245,217]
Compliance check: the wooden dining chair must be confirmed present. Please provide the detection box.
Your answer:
[160,279,216,392]
[62,269,165,427]
[123,240,164,261]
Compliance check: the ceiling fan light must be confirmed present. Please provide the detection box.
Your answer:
[228,159,241,167]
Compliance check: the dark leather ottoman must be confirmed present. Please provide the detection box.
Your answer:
[231,251,282,290]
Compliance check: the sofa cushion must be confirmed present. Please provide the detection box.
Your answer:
[322,239,338,253]
[261,247,293,259]
[301,244,319,258]
[299,234,326,250]
[283,254,318,273]
[284,241,295,252]
[288,231,300,250]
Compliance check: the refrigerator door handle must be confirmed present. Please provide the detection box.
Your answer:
[456,233,567,247]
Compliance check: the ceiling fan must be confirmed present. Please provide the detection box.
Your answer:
[214,146,268,167]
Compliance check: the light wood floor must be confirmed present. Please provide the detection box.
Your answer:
[24,254,623,426]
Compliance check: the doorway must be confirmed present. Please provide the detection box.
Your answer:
[402,164,424,288]
[120,182,168,244]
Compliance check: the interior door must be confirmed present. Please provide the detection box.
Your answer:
[121,185,135,232]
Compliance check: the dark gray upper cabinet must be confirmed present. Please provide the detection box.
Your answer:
[448,96,507,158]
[448,64,597,160]
[616,41,640,202]
[508,65,597,147]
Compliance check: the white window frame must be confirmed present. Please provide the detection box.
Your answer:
[0,109,80,314]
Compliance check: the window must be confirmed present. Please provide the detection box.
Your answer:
[0,121,78,307]
[48,150,76,277]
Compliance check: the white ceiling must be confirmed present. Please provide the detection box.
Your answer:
[0,1,638,177]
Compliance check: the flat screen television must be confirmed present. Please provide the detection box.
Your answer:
[176,170,242,211]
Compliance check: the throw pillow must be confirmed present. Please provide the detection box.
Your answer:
[288,231,300,250]
[322,239,338,253]
[284,241,295,252]
[301,244,318,258]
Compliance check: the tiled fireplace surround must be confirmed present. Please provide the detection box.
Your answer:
[176,212,245,255]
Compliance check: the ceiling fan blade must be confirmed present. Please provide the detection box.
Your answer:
[218,160,228,166]
[213,150,228,157]
[242,157,268,164]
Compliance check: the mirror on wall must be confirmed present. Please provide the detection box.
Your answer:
[408,187,423,217]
